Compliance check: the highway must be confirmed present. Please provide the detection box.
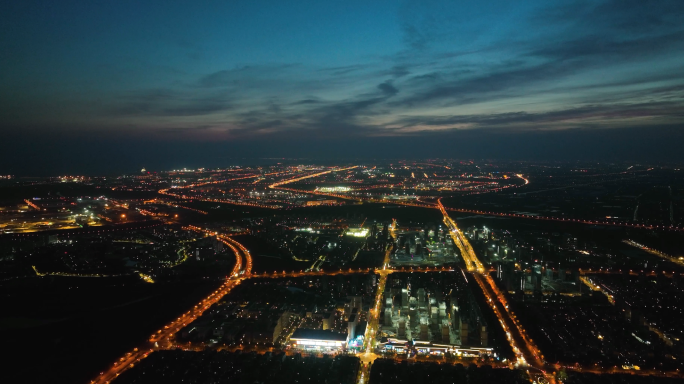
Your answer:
[249,266,455,279]
[158,173,286,209]
[268,166,359,189]
[437,199,485,274]
[436,199,554,383]
[159,190,281,210]
[184,225,253,276]
[31,265,130,279]
[623,240,684,266]
[158,174,262,195]
[148,200,209,215]
[159,167,359,210]
[357,245,393,384]
[91,227,252,384]
[444,207,684,232]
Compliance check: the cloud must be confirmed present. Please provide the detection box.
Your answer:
[197,64,300,88]
[392,101,684,131]
[11,0,684,147]
[291,99,321,105]
[317,64,370,76]
[385,65,411,78]
[535,0,684,36]
[530,31,684,62]
[161,98,232,116]
[390,1,684,109]
[377,81,399,96]
[160,125,214,134]
[294,80,404,133]
[395,60,570,107]
[109,89,232,117]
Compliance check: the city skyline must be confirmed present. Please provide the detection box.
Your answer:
[3,161,684,384]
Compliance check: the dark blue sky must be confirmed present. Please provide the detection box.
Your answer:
[2,0,684,174]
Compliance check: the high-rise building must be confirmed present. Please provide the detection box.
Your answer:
[417,288,426,307]
[384,308,393,327]
[347,314,358,342]
[460,321,468,343]
[419,322,428,340]
[322,313,332,330]
[442,322,451,343]
[431,306,438,321]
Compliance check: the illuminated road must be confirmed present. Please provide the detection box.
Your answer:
[515,173,529,185]
[158,174,284,209]
[577,268,676,277]
[437,199,554,383]
[474,274,546,367]
[357,246,392,384]
[271,185,438,208]
[31,265,130,279]
[90,228,251,384]
[92,278,244,384]
[383,220,396,269]
[415,162,450,169]
[249,266,455,279]
[623,240,684,266]
[268,165,358,189]
[4,221,162,239]
[160,167,360,209]
[144,199,209,215]
[159,190,281,209]
[158,174,262,195]
[185,225,253,276]
[438,199,485,274]
[444,207,684,232]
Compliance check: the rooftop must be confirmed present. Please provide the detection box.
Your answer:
[291,329,347,342]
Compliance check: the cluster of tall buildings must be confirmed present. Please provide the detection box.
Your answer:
[381,276,488,348]
[496,262,581,298]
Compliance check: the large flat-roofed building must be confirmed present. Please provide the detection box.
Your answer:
[380,338,495,358]
[289,329,347,352]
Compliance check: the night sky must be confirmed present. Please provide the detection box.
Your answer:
[2,0,684,175]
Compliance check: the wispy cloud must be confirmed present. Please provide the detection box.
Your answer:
[109,89,233,117]
[35,0,684,143]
